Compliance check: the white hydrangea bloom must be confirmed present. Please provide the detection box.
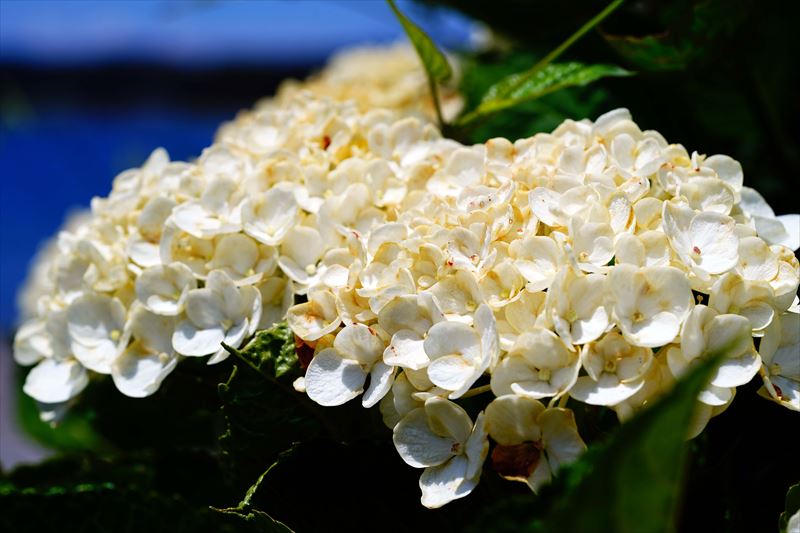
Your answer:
[393,397,488,508]
[13,47,800,508]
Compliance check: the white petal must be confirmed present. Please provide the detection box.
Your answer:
[776,214,799,251]
[424,396,474,443]
[23,358,89,404]
[623,311,681,348]
[464,412,489,479]
[485,394,544,444]
[419,456,474,509]
[697,384,733,406]
[14,319,51,365]
[427,356,478,397]
[362,361,396,408]
[384,330,429,370]
[393,407,457,468]
[689,212,739,274]
[304,348,367,406]
[704,154,743,191]
[67,293,126,346]
[333,323,385,365]
[710,351,761,388]
[111,345,178,398]
[172,320,225,356]
[424,321,481,362]
[538,408,586,473]
[569,374,644,406]
[184,288,226,329]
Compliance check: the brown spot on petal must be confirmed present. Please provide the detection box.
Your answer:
[491,441,542,482]
[295,336,315,369]
[774,383,784,400]
[321,135,331,150]
[693,246,702,255]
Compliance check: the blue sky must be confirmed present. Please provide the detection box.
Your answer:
[0,0,474,66]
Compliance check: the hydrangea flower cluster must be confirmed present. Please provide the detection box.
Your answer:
[285,107,799,507]
[13,44,799,510]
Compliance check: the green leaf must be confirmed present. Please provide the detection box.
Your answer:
[459,62,631,123]
[779,483,800,533]
[227,323,300,379]
[387,0,451,125]
[387,0,452,83]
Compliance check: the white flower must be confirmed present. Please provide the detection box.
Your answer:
[708,272,775,334]
[135,262,196,316]
[614,231,671,268]
[286,289,341,341]
[66,293,128,374]
[424,304,498,399]
[608,264,693,348]
[509,236,562,292]
[112,305,178,398]
[545,267,609,346]
[569,331,653,406]
[757,310,800,411]
[172,176,242,238]
[662,201,739,278]
[380,293,444,370]
[736,236,778,282]
[206,233,276,285]
[485,394,585,492]
[241,185,298,246]
[393,397,488,508]
[277,225,326,290]
[304,323,395,407]
[668,305,760,405]
[491,328,579,400]
[172,270,261,364]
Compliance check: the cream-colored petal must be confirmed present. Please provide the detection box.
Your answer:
[305,348,367,406]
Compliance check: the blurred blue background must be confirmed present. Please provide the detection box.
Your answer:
[0,0,475,332]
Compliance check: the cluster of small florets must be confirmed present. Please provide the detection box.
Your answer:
[287,108,799,507]
[13,46,799,510]
[13,90,443,403]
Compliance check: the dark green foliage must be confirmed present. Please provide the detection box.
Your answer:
[217,325,323,483]
[779,483,800,533]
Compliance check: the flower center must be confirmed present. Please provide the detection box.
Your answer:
[538,368,551,381]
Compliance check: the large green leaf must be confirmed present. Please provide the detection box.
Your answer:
[459,62,631,123]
